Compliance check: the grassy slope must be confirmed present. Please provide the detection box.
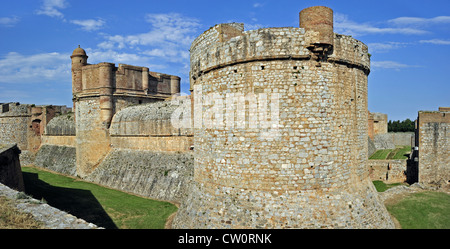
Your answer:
[369,146,411,160]
[385,191,450,229]
[21,166,177,229]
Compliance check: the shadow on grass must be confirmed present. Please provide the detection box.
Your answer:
[22,172,117,229]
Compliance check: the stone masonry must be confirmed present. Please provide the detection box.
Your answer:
[70,46,181,177]
[0,102,70,153]
[415,107,450,186]
[172,6,394,228]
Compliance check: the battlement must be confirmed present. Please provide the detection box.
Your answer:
[74,62,179,98]
[189,19,370,91]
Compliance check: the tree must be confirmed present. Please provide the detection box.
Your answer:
[388,118,415,132]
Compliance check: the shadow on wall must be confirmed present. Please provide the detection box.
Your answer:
[406,149,419,184]
[22,172,117,229]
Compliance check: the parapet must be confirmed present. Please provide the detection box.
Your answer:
[0,103,31,117]
[72,47,181,99]
[110,98,192,137]
[189,11,370,89]
[44,113,76,136]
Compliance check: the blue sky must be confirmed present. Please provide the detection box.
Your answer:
[0,0,449,121]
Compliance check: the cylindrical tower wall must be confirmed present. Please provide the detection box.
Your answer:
[142,67,149,93]
[170,76,181,95]
[71,46,88,94]
[173,16,393,228]
[98,63,114,125]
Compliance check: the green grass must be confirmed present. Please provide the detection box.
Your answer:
[372,180,405,192]
[385,191,450,229]
[21,166,178,229]
[369,146,411,160]
[369,149,392,159]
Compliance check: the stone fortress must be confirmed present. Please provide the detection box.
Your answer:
[0,6,448,229]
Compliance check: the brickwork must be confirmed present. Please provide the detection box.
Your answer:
[416,108,450,185]
[172,6,394,228]
[368,159,407,183]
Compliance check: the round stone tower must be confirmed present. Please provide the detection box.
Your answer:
[172,6,394,228]
[71,45,88,94]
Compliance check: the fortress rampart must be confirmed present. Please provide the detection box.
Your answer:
[0,103,71,154]
[0,104,31,151]
[172,6,394,228]
[71,46,182,177]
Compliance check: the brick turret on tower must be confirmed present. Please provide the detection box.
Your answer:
[70,45,88,111]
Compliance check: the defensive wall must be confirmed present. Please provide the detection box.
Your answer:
[0,103,71,152]
[84,98,194,203]
[71,45,181,177]
[373,132,415,150]
[172,6,394,228]
[368,159,406,183]
[415,107,449,186]
[0,104,30,152]
[68,46,193,203]
[367,111,414,151]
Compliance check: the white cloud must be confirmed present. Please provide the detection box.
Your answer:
[0,52,70,84]
[367,42,409,53]
[371,61,421,71]
[389,16,450,26]
[71,19,105,31]
[0,16,20,27]
[253,3,263,8]
[419,39,450,45]
[99,13,200,49]
[0,88,31,103]
[96,12,201,73]
[334,13,429,37]
[35,0,68,19]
